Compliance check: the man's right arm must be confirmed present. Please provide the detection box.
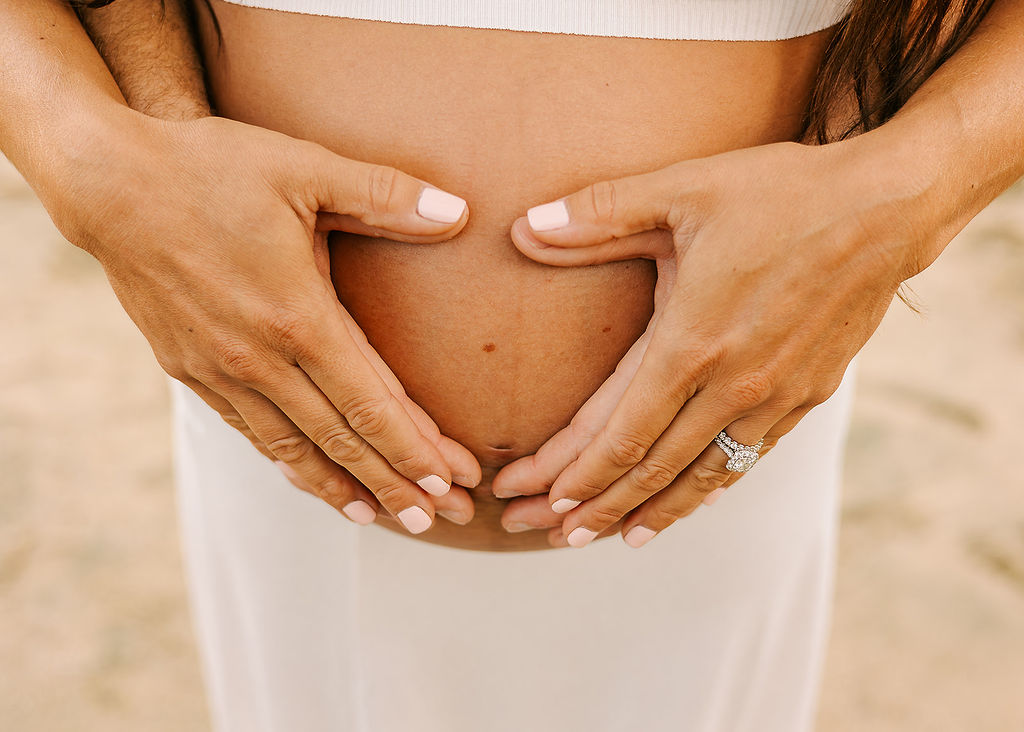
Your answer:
[1,0,482,532]
[75,0,210,121]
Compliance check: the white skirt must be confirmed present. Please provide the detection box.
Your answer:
[171,366,855,732]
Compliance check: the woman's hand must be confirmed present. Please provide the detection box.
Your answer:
[492,139,933,548]
[52,111,481,533]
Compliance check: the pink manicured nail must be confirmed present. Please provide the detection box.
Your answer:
[417,474,451,496]
[417,188,466,223]
[504,522,533,533]
[624,526,657,548]
[703,487,726,506]
[397,506,432,534]
[566,526,598,548]
[527,200,569,231]
[551,498,581,514]
[342,500,377,525]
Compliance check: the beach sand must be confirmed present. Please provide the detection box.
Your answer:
[1,155,1022,730]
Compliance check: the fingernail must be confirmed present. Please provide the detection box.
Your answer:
[703,487,726,506]
[527,200,569,232]
[417,474,451,497]
[342,500,377,525]
[397,506,432,534]
[624,526,657,548]
[566,526,598,548]
[505,522,533,533]
[551,498,580,514]
[417,188,466,223]
[438,509,471,525]
[453,473,479,488]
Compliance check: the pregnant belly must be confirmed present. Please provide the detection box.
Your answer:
[197,1,831,550]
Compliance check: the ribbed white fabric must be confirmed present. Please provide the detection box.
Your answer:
[219,0,851,41]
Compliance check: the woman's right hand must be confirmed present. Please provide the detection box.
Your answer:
[46,112,481,532]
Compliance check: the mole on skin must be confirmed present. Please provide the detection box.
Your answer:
[482,343,497,352]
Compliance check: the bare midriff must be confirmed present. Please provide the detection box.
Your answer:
[196,1,832,551]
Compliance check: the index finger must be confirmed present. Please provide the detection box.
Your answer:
[292,312,456,496]
[548,322,698,508]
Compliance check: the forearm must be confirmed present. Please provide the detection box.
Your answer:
[0,0,131,198]
[858,0,1024,274]
[77,0,211,120]
[1,0,209,255]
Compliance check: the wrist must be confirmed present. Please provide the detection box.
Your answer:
[830,125,956,280]
[37,102,170,257]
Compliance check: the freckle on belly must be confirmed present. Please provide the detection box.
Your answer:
[482,342,497,352]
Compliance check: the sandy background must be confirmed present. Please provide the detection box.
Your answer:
[1,153,1022,731]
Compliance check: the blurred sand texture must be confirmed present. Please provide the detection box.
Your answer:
[1,153,1022,731]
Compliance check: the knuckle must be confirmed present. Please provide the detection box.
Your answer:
[571,474,610,501]
[586,503,626,527]
[155,353,187,381]
[645,505,683,530]
[179,355,217,383]
[220,412,250,434]
[728,371,776,410]
[688,462,731,495]
[255,310,309,354]
[588,179,618,224]
[213,340,266,384]
[630,458,680,492]
[266,433,314,465]
[365,164,400,215]
[384,450,422,477]
[808,376,843,406]
[342,393,392,439]
[316,476,351,504]
[369,479,407,509]
[603,432,650,469]
[320,429,366,466]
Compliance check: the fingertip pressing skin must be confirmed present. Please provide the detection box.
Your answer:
[526,200,570,231]
[416,187,467,224]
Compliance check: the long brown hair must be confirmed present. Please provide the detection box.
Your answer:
[804,0,995,143]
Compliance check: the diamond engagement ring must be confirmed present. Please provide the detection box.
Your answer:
[713,431,765,473]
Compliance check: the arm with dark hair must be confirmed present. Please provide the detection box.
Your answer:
[75,0,210,121]
[1,0,482,533]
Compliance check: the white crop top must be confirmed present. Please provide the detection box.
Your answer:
[218,1,852,42]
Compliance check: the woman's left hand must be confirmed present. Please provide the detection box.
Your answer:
[491,139,934,548]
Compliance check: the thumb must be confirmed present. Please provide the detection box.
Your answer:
[510,163,695,266]
[294,144,469,242]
